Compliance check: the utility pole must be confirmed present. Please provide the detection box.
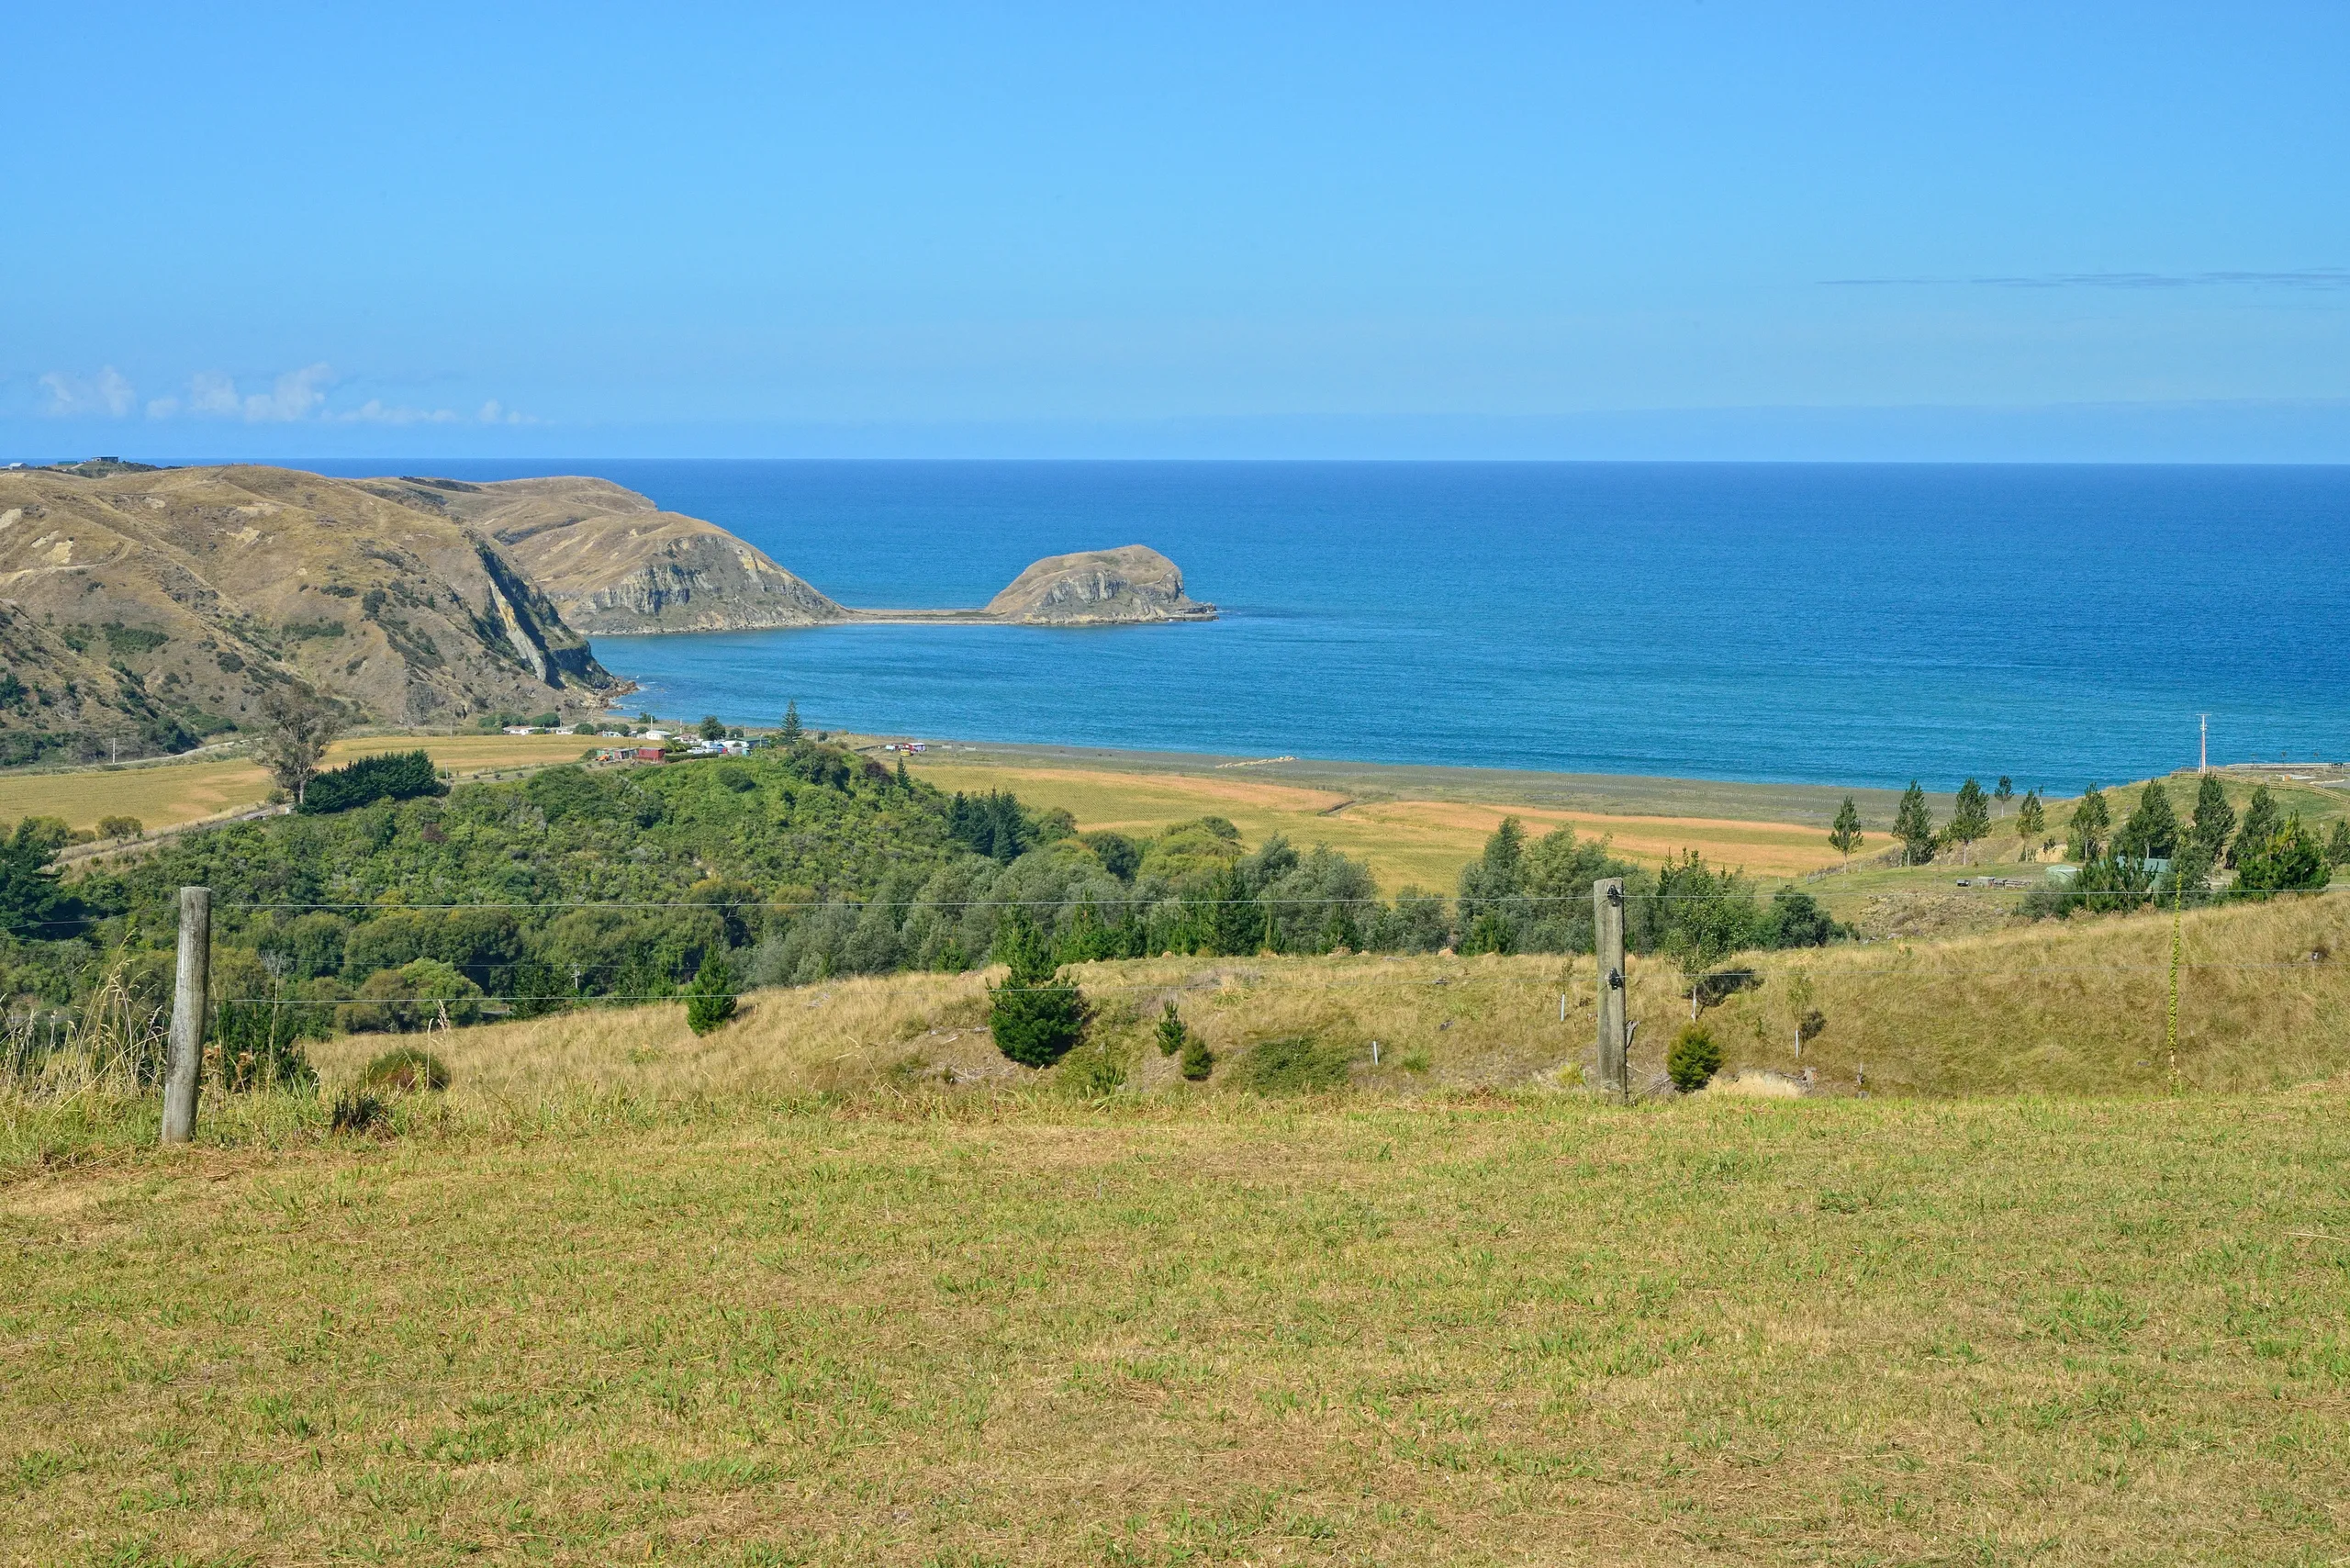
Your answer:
[1595,879,1627,1100]
[2199,713,2209,776]
[161,886,211,1145]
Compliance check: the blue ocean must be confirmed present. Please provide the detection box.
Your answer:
[306,460,2350,791]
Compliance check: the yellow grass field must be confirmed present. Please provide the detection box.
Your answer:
[907,758,1861,890]
[0,733,599,834]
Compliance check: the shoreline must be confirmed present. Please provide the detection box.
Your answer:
[848,734,1954,826]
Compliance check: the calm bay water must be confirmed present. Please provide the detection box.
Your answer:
[308,460,2350,791]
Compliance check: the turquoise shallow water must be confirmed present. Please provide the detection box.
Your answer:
[308,459,2350,792]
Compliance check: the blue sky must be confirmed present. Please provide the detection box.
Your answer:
[6,3,2346,461]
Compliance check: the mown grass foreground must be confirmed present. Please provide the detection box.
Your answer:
[6,1092,2348,1564]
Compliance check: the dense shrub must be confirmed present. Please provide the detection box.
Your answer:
[337,960,483,1034]
[683,951,738,1035]
[987,910,1085,1068]
[1179,1032,1214,1081]
[1156,1002,1187,1056]
[300,749,446,814]
[2236,816,2332,893]
[1666,1024,1722,1093]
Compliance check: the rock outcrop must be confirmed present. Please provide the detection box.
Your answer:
[979,545,1215,625]
[0,465,619,763]
[363,476,847,634]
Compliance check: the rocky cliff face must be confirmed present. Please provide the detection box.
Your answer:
[368,476,847,634]
[981,545,1216,625]
[0,465,618,764]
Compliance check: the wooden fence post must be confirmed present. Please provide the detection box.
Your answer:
[1595,878,1627,1099]
[161,886,210,1145]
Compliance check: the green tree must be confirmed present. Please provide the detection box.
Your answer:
[2113,780,2181,861]
[2229,785,2279,869]
[2328,820,2350,870]
[896,756,911,790]
[2235,814,2330,892]
[0,816,74,938]
[698,715,727,742]
[1179,1030,1214,1081]
[1893,781,1935,866]
[2065,785,2110,863]
[2015,790,2046,857]
[683,951,738,1035]
[252,684,344,807]
[1995,777,2014,806]
[1947,778,1991,864]
[1156,1001,1188,1057]
[779,701,803,742]
[1829,796,1863,870]
[1665,1023,1722,1093]
[2191,774,2235,858]
[1655,851,1756,1017]
[988,909,1086,1067]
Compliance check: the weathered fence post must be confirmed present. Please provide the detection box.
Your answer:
[1595,878,1627,1099]
[160,886,210,1145]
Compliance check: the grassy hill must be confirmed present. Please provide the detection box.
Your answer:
[396,890,2350,1105]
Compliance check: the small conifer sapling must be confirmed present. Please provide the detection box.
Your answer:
[685,951,738,1035]
[1156,1001,1187,1056]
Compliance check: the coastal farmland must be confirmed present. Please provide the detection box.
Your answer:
[906,754,1863,890]
[0,733,599,836]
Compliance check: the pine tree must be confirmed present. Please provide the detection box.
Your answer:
[698,714,726,742]
[1829,796,1864,870]
[987,909,1086,1067]
[2328,820,2350,869]
[2015,790,2046,857]
[2066,785,2110,862]
[1948,779,1991,864]
[1893,781,1935,867]
[1156,1002,1187,1056]
[2237,814,2329,892]
[779,701,803,742]
[1179,1030,1214,1081]
[2114,780,2180,860]
[2192,774,2236,858]
[1665,1023,1722,1093]
[2230,785,2279,869]
[683,951,738,1035]
[1995,777,2014,806]
[895,756,911,790]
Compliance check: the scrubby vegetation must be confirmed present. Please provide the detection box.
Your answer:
[6,743,1848,1075]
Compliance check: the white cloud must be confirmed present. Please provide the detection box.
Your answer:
[328,399,462,426]
[39,366,136,418]
[173,364,335,421]
[136,364,536,426]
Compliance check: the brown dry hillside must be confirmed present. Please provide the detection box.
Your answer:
[0,465,618,762]
[364,474,847,634]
